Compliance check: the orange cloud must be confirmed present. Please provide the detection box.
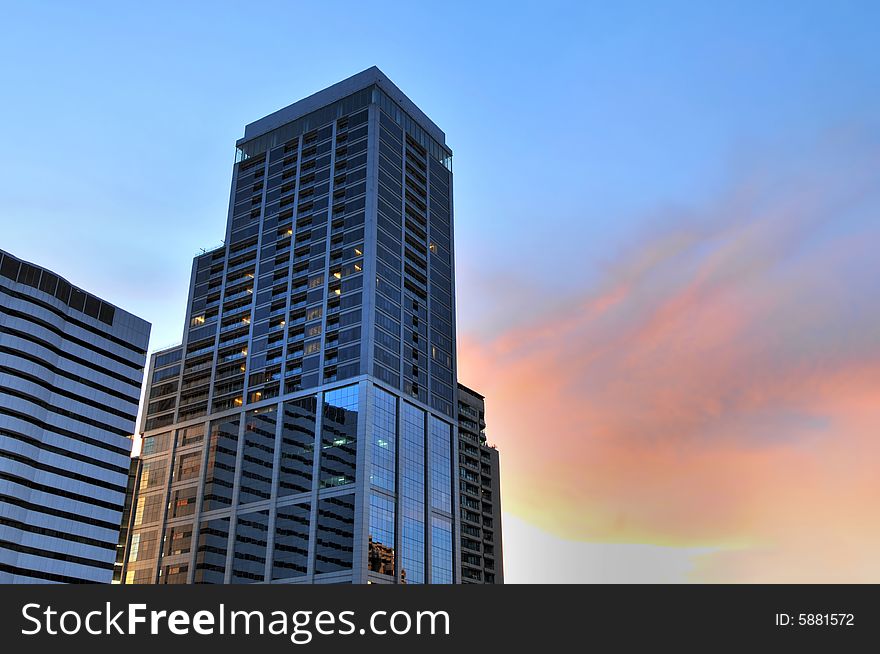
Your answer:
[458,135,880,581]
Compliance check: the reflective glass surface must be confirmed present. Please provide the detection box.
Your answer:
[368,493,395,577]
[430,515,453,584]
[194,516,230,584]
[278,396,317,495]
[231,510,269,583]
[240,406,277,504]
[314,494,355,574]
[400,402,425,584]
[202,416,240,511]
[429,415,452,512]
[272,502,311,580]
[370,387,396,491]
[320,386,358,488]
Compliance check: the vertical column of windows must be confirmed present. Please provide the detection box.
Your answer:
[400,402,426,584]
[374,111,404,390]
[319,385,358,488]
[426,158,455,417]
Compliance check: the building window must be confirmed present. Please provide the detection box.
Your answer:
[400,402,426,584]
[272,502,310,579]
[431,515,453,584]
[315,494,355,574]
[319,385,358,488]
[369,493,396,577]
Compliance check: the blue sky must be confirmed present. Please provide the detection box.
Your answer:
[3,1,879,581]
[3,1,876,351]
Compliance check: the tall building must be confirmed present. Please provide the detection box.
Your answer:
[457,383,503,583]
[0,249,150,583]
[121,67,459,584]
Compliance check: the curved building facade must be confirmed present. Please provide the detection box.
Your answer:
[0,249,150,583]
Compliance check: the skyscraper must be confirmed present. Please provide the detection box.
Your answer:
[121,67,459,584]
[457,383,503,583]
[0,248,150,583]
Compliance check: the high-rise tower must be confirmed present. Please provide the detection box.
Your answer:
[122,67,459,584]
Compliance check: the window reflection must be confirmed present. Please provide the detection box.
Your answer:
[278,396,317,496]
[369,493,395,577]
[169,486,197,518]
[164,525,193,556]
[194,516,230,584]
[370,388,396,491]
[202,416,240,511]
[430,515,453,584]
[400,402,426,584]
[272,502,310,579]
[231,510,269,583]
[315,494,354,574]
[320,386,358,488]
[429,416,452,513]
[240,406,277,504]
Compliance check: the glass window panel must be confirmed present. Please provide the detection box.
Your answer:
[202,416,240,511]
[240,406,277,504]
[430,515,453,584]
[231,510,269,583]
[160,563,189,585]
[164,524,193,556]
[141,431,172,456]
[314,494,355,574]
[174,451,202,483]
[370,387,396,492]
[128,529,159,562]
[178,424,205,446]
[169,486,197,518]
[272,502,311,580]
[139,458,167,490]
[368,493,396,577]
[319,385,358,488]
[194,516,230,584]
[278,396,317,496]
[429,416,452,513]
[400,402,425,584]
[133,493,164,527]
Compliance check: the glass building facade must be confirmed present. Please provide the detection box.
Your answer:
[0,249,150,583]
[120,67,459,584]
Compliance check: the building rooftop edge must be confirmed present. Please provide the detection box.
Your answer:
[0,247,151,332]
[457,381,485,400]
[237,66,449,151]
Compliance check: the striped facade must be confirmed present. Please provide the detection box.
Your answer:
[0,249,150,583]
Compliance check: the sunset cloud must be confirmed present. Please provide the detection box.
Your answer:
[458,132,880,581]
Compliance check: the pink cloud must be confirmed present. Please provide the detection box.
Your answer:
[458,134,880,580]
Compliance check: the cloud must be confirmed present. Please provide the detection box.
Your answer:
[502,513,713,583]
[459,131,880,581]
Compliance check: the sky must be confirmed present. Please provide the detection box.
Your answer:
[2,1,879,582]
